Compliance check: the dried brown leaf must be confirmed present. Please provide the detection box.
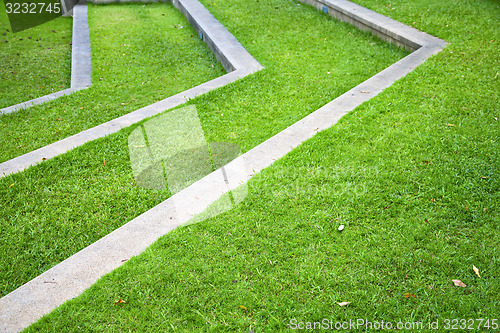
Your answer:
[337,302,351,307]
[113,299,126,306]
[403,293,416,298]
[452,279,466,287]
[473,265,480,278]
[238,305,247,311]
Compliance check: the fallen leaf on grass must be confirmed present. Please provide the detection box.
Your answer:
[337,302,350,306]
[9,183,15,188]
[403,293,415,298]
[113,299,126,305]
[446,124,454,127]
[238,305,247,310]
[452,279,466,287]
[430,198,436,202]
[473,265,480,278]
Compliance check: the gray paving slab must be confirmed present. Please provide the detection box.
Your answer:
[0,0,447,331]
[70,1,92,89]
[0,2,92,115]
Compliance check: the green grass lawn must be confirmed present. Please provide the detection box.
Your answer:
[24,0,500,331]
[5,0,499,330]
[0,1,72,108]
[0,0,406,298]
[0,2,224,163]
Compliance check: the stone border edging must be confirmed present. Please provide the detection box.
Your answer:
[300,0,446,51]
[0,0,447,331]
[171,0,262,72]
[0,2,92,115]
[0,0,263,179]
[70,1,92,89]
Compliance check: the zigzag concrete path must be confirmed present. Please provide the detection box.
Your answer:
[0,0,447,331]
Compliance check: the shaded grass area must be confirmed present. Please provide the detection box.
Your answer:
[0,1,72,108]
[0,2,224,163]
[24,0,500,331]
[0,0,406,296]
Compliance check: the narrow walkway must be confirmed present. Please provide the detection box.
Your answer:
[0,0,447,331]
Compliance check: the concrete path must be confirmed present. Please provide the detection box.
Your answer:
[0,0,447,331]
[0,2,92,115]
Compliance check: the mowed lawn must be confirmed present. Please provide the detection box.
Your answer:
[0,0,406,300]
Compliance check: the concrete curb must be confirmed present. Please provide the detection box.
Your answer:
[0,2,92,115]
[300,0,446,50]
[0,0,446,331]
